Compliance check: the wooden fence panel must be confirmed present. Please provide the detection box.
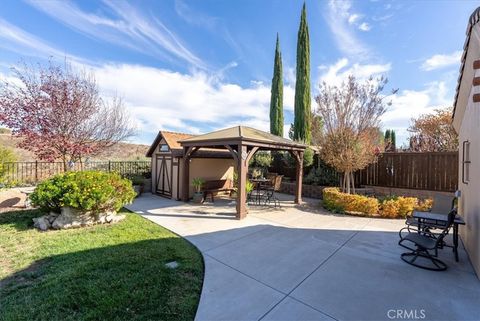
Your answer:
[354,152,458,192]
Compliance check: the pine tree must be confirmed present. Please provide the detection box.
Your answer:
[270,33,284,137]
[293,2,311,144]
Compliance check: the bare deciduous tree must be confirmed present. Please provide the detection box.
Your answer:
[0,61,136,170]
[315,75,397,193]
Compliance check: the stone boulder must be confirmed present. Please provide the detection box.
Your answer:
[33,216,51,231]
[33,207,125,231]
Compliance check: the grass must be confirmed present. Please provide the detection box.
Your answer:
[0,209,204,321]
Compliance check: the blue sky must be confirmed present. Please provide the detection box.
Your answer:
[0,0,478,146]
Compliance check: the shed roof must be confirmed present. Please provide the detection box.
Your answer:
[146,131,194,157]
[179,126,307,150]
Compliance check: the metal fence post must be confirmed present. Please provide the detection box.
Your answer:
[108,160,111,172]
[35,160,38,182]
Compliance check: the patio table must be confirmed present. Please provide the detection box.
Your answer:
[249,178,278,206]
[412,211,466,262]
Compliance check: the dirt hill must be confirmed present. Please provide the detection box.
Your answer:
[0,134,150,161]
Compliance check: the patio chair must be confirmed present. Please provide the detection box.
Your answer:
[399,193,455,238]
[398,208,456,271]
[263,173,283,207]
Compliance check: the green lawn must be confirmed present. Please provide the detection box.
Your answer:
[0,209,204,321]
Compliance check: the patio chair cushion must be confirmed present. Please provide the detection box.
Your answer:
[403,233,437,250]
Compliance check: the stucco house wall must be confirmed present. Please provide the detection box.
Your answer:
[453,16,480,278]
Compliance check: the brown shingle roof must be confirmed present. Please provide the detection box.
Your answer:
[146,130,194,157]
[179,126,307,149]
[162,131,194,150]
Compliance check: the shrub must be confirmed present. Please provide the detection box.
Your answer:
[250,151,273,169]
[303,161,339,186]
[379,196,422,218]
[415,198,433,212]
[30,171,135,213]
[379,199,400,218]
[323,188,423,218]
[0,146,16,183]
[124,174,145,185]
[322,187,379,215]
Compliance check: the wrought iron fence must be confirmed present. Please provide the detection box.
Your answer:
[0,160,151,185]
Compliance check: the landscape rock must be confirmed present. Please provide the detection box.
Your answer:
[45,212,59,224]
[33,216,51,231]
[33,207,124,231]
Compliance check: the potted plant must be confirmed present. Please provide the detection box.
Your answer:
[191,177,205,203]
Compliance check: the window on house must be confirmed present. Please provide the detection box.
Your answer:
[462,140,471,184]
[159,144,169,152]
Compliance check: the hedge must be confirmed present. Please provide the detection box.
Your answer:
[322,187,432,218]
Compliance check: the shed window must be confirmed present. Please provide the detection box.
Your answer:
[159,144,169,152]
[462,140,471,184]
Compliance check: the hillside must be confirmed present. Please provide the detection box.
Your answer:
[0,134,150,161]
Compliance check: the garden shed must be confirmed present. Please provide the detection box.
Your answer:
[146,131,234,200]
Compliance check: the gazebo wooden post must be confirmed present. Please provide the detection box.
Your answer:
[182,146,198,202]
[236,144,248,219]
[293,150,304,204]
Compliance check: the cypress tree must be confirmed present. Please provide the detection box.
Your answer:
[293,2,311,144]
[270,33,284,137]
[391,130,396,150]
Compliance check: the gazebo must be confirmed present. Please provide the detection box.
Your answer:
[179,126,308,219]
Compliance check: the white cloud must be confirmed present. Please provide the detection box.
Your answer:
[358,22,371,31]
[382,81,451,145]
[325,0,372,59]
[26,0,205,68]
[91,63,296,136]
[421,51,462,71]
[348,13,361,24]
[318,58,391,87]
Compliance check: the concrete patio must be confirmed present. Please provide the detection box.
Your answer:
[126,193,480,321]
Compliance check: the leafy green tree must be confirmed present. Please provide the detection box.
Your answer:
[293,2,311,144]
[270,34,284,137]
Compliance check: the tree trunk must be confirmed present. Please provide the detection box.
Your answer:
[351,172,356,194]
[62,155,67,172]
[345,170,351,194]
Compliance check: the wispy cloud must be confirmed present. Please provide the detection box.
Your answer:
[0,18,81,61]
[173,0,244,64]
[26,0,205,68]
[421,51,462,71]
[325,0,372,59]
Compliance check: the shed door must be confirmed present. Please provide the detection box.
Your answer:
[156,156,172,197]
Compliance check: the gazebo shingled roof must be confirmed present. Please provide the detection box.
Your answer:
[179,125,307,219]
[179,126,307,150]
